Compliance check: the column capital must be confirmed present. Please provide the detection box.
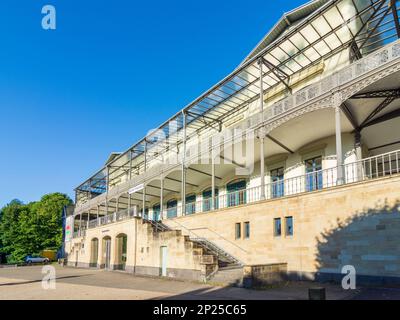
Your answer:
[257,126,267,139]
[332,91,343,109]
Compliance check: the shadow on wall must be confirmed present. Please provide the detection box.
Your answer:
[314,199,400,286]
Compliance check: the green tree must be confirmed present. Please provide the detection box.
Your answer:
[0,193,72,262]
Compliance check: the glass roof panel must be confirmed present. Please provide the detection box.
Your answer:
[215,89,231,100]
[263,53,281,66]
[219,84,236,95]
[303,46,321,62]
[289,33,309,50]
[313,40,331,56]
[325,33,342,49]
[236,70,255,84]
[337,0,360,21]
[354,0,373,13]
[311,16,332,36]
[263,77,278,87]
[348,16,363,35]
[335,24,353,43]
[229,77,247,88]
[245,64,261,79]
[324,6,345,29]
[285,59,302,73]
[294,53,311,67]
[270,47,289,62]
[299,24,320,43]
[280,39,299,57]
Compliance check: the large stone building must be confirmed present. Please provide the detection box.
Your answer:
[64,0,400,285]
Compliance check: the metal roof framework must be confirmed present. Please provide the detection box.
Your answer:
[75,0,400,201]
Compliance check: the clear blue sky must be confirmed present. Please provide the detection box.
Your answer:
[0,0,305,206]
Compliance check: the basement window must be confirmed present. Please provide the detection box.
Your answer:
[244,222,250,239]
[235,223,241,240]
[285,216,294,236]
[274,218,281,237]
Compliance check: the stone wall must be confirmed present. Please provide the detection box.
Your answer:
[243,263,288,288]
[65,218,212,281]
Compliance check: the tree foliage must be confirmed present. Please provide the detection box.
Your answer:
[0,193,72,262]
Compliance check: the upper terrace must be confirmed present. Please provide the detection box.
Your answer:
[73,0,400,217]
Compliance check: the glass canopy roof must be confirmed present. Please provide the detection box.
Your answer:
[76,0,400,197]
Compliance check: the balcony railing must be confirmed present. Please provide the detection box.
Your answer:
[73,150,400,235]
[178,149,400,213]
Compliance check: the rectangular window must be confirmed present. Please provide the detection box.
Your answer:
[244,222,250,239]
[285,216,294,236]
[274,218,281,237]
[235,223,241,239]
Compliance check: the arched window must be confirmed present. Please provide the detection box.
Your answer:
[152,204,161,221]
[185,194,196,215]
[167,199,177,218]
[226,180,247,207]
[202,188,219,212]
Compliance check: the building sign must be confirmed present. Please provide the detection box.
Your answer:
[128,183,144,194]
[65,216,74,242]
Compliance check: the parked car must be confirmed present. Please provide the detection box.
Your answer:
[25,255,50,265]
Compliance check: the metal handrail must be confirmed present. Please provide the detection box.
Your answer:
[166,219,242,264]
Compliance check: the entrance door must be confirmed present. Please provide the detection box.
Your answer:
[160,246,167,277]
[104,239,111,270]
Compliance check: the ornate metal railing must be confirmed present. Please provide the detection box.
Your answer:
[233,39,400,132]
[73,149,400,237]
[74,39,400,214]
[162,149,400,216]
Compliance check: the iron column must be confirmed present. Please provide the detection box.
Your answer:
[181,111,187,216]
[259,59,266,200]
[335,106,344,184]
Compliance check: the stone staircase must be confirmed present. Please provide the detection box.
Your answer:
[142,217,243,283]
[189,238,243,286]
